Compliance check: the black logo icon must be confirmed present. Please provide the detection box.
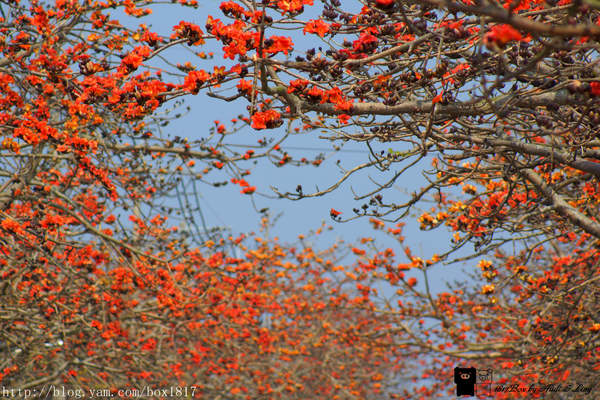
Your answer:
[454,367,476,397]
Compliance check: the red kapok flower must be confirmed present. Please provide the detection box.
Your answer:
[590,82,600,96]
[303,20,330,37]
[375,0,394,8]
[236,79,254,95]
[251,110,281,130]
[484,24,523,48]
[183,70,210,94]
[277,0,313,14]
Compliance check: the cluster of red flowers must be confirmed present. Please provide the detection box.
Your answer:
[251,109,282,129]
[171,21,205,46]
[484,24,524,48]
[119,46,151,73]
[183,69,210,94]
[287,82,353,112]
[231,178,256,194]
[276,0,313,14]
[303,19,330,37]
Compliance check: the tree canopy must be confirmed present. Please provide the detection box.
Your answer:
[1,0,600,398]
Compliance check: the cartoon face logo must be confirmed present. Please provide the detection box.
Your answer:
[454,367,476,397]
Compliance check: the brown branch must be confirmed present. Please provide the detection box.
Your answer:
[301,89,582,118]
[342,33,436,67]
[429,0,600,38]
[521,168,600,239]
[458,134,600,177]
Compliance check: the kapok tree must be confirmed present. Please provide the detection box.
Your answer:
[200,0,600,251]
[2,0,600,398]
[0,0,420,398]
[2,214,422,398]
[193,0,600,395]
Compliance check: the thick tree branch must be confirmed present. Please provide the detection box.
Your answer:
[521,168,600,239]
[302,89,582,118]
[460,134,600,177]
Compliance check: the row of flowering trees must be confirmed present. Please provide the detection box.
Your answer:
[1,0,600,398]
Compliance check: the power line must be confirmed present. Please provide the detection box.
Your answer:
[223,143,370,153]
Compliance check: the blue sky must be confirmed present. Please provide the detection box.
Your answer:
[119,0,475,293]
